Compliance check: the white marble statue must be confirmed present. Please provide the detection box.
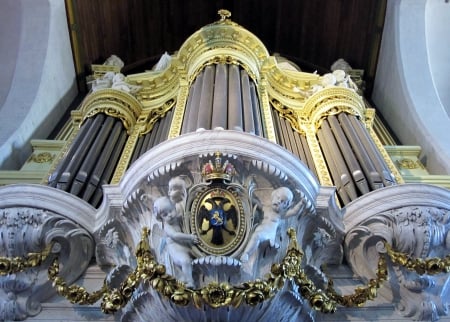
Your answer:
[104,54,124,69]
[91,71,115,92]
[168,176,187,217]
[111,73,141,94]
[240,187,306,262]
[154,196,199,286]
[152,51,172,71]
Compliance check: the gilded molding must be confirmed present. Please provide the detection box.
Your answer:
[264,57,321,105]
[139,99,176,135]
[80,89,144,134]
[176,16,269,83]
[127,64,181,103]
[305,129,333,186]
[111,126,143,184]
[258,81,277,142]
[367,126,405,184]
[303,88,365,132]
[168,81,189,139]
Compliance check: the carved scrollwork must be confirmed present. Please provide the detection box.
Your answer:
[0,207,94,320]
[345,205,450,321]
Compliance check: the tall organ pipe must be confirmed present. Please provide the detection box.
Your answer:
[57,114,105,191]
[70,116,115,195]
[327,115,370,195]
[338,113,384,190]
[196,65,215,130]
[241,72,255,134]
[228,64,243,131]
[211,64,228,129]
[48,117,94,187]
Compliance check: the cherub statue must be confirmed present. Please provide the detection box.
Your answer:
[168,176,187,217]
[154,197,199,286]
[240,187,306,262]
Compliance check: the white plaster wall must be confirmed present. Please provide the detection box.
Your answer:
[372,0,450,175]
[0,0,77,169]
[425,0,450,117]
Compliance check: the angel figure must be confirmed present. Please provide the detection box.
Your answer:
[240,187,306,262]
[154,197,199,286]
[168,176,187,217]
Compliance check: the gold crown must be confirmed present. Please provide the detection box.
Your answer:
[201,152,235,181]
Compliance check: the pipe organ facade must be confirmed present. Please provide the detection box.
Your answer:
[1,10,450,322]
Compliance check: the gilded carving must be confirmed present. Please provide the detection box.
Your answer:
[168,81,189,139]
[80,88,144,133]
[397,158,422,170]
[111,126,142,184]
[29,152,54,164]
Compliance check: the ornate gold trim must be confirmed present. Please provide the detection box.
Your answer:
[0,227,443,314]
[0,243,54,276]
[79,89,144,134]
[303,87,365,132]
[168,80,189,139]
[110,125,143,184]
[139,99,176,135]
[305,129,334,186]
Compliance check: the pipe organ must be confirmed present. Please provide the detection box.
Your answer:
[2,10,450,322]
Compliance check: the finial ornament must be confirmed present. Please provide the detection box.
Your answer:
[218,9,231,21]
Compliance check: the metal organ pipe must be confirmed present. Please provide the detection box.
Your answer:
[47,117,94,188]
[241,72,255,134]
[338,113,384,190]
[228,64,244,131]
[197,65,215,130]
[211,64,228,129]
[181,63,263,135]
[327,115,370,195]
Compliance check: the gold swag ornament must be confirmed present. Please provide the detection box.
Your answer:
[1,227,449,314]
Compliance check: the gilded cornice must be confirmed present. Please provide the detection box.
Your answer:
[303,87,365,132]
[264,57,321,107]
[79,88,144,134]
[126,64,181,104]
[176,14,269,83]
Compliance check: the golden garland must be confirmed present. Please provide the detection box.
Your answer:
[2,229,450,314]
[0,243,54,276]
[384,242,450,275]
